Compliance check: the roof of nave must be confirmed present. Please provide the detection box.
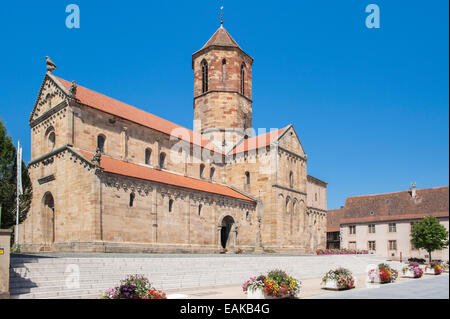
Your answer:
[49,74,295,158]
[78,150,255,203]
[52,75,223,154]
[229,127,290,155]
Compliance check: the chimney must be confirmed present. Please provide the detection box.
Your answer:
[410,182,417,198]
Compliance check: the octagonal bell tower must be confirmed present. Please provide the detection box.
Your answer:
[192,23,254,150]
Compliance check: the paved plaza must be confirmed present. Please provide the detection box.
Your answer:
[309,274,449,299]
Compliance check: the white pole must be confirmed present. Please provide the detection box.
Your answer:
[15,140,20,246]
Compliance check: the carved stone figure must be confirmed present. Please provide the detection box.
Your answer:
[46,56,57,73]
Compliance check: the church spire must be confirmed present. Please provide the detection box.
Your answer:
[220,6,224,27]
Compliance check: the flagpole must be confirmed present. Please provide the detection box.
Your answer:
[15,140,20,246]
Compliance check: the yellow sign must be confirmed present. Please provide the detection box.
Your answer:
[0,249,3,255]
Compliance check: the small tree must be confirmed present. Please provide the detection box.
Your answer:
[0,119,32,231]
[410,216,449,263]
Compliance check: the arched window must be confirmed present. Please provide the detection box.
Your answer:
[240,63,246,95]
[286,197,290,214]
[198,204,202,216]
[159,152,166,168]
[44,126,56,152]
[200,164,205,178]
[222,59,227,83]
[97,134,106,153]
[245,171,250,185]
[315,193,318,201]
[45,127,56,152]
[201,60,208,93]
[246,211,251,222]
[129,193,135,207]
[48,132,55,150]
[210,167,215,180]
[145,148,152,165]
[289,171,294,188]
[169,199,174,213]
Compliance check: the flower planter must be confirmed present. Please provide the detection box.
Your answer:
[246,289,283,299]
[424,268,441,275]
[321,279,354,290]
[402,270,416,278]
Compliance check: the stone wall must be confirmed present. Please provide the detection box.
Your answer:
[0,229,12,298]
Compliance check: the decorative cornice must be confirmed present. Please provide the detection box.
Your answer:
[307,206,327,214]
[192,45,254,66]
[272,184,307,196]
[194,90,252,104]
[30,100,68,128]
[278,146,307,161]
[28,146,68,166]
[307,175,327,186]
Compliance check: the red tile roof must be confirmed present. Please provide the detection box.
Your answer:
[339,211,449,225]
[78,150,254,202]
[54,76,222,154]
[201,26,241,50]
[327,186,449,231]
[229,127,288,155]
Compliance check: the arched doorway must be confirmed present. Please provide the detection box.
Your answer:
[220,216,235,249]
[42,192,55,246]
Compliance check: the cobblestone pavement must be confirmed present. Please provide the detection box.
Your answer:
[309,274,449,299]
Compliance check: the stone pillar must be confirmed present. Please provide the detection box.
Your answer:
[152,188,158,243]
[0,229,12,299]
[121,127,128,161]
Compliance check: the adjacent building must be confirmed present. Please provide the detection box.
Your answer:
[327,185,449,261]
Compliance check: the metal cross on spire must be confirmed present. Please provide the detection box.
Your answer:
[220,6,224,27]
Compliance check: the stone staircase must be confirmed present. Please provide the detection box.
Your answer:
[10,254,389,299]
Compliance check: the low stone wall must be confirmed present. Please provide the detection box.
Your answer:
[0,229,12,299]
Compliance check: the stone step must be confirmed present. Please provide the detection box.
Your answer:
[9,255,389,299]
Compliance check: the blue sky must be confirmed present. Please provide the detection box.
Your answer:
[0,0,448,209]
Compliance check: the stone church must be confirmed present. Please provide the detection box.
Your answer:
[18,24,328,254]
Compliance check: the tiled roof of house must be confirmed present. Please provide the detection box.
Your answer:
[326,208,344,232]
[229,127,289,155]
[326,186,449,231]
[54,76,222,154]
[78,150,255,202]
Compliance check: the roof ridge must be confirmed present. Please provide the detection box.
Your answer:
[77,149,254,202]
[347,186,449,200]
